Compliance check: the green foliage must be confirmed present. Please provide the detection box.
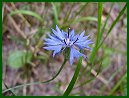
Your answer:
[89,2,103,64]
[109,73,127,95]
[100,3,114,40]
[51,3,60,25]
[63,57,82,96]
[98,3,127,49]
[3,2,127,96]
[9,10,44,23]
[7,50,32,69]
[72,17,97,24]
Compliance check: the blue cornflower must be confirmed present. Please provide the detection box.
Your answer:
[43,25,93,65]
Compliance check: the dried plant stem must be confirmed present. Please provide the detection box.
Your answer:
[10,2,31,27]
[8,16,27,39]
[82,60,108,85]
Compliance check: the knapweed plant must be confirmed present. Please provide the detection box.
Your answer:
[2,2,127,96]
[43,25,93,95]
[44,25,93,65]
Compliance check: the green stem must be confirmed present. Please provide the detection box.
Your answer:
[2,58,67,94]
[63,57,82,96]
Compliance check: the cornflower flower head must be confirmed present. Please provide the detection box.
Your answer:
[44,25,93,65]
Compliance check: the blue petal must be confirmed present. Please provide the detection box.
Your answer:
[75,43,92,50]
[52,46,63,57]
[44,38,63,46]
[79,31,85,37]
[75,39,93,50]
[85,39,93,44]
[85,45,92,50]
[56,25,62,34]
[44,42,64,46]
[75,33,93,50]
[74,43,84,49]
[61,30,67,38]
[72,34,79,42]
[69,30,75,39]
[70,47,74,65]
[47,34,60,41]
[53,25,65,40]
[77,39,93,45]
[69,47,86,65]
[44,45,63,57]
[51,26,65,41]
[43,45,63,51]
[77,35,90,43]
[72,47,86,59]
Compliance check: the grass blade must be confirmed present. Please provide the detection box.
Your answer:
[106,3,127,37]
[61,16,97,29]
[89,2,103,63]
[63,57,82,96]
[96,2,103,46]
[74,3,88,18]
[76,61,102,89]
[109,73,127,95]
[9,10,44,23]
[51,2,59,25]
[100,3,114,40]
[98,3,127,49]
[72,17,97,24]
[63,2,74,23]
[61,3,88,29]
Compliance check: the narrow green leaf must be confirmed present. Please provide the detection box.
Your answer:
[61,16,97,29]
[74,3,88,18]
[99,65,124,95]
[63,3,74,23]
[109,73,127,95]
[100,3,114,39]
[98,3,127,49]
[74,78,94,89]
[89,2,103,63]
[72,17,97,24]
[63,57,82,96]
[9,10,44,23]
[61,3,89,29]
[76,61,102,89]
[51,3,58,25]
[96,2,103,45]
[106,3,127,37]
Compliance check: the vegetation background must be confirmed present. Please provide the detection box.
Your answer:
[2,2,127,96]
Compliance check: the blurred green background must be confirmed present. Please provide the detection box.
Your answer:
[2,2,127,96]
